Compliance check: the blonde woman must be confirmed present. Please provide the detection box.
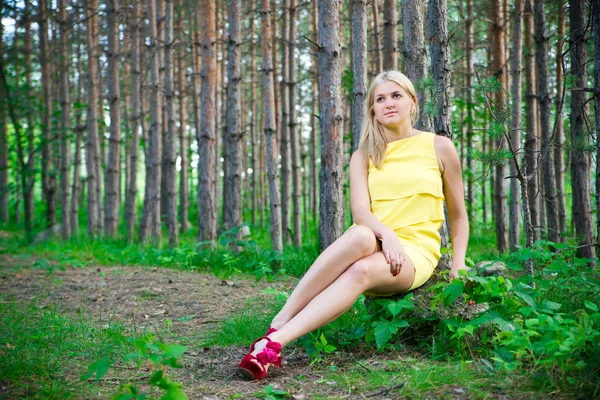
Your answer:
[239,70,469,380]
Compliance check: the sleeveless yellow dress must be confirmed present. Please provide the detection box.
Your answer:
[368,132,445,291]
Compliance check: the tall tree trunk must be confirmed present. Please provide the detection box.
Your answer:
[126,0,141,243]
[85,0,102,237]
[508,0,523,251]
[177,6,190,233]
[0,1,8,224]
[383,0,398,70]
[198,0,218,244]
[59,0,71,238]
[72,22,85,236]
[280,0,291,243]
[165,0,178,248]
[569,0,596,259]
[318,0,344,250]
[250,9,258,227]
[465,0,474,223]
[593,0,600,257]
[371,0,383,73]
[491,0,508,252]
[225,0,243,234]
[534,0,560,244]
[260,0,283,251]
[523,0,539,241]
[139,0,163,245]
[311,0,319,226]
[403,0,431,131]
[288,0,302,246]
[352,0,368,152]
[554,0,567,235]
[105,0,122,236]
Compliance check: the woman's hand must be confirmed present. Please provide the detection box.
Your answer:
[449,262,466,280]
[380,229,407,277]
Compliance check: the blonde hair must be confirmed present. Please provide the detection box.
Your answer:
[357,71,419,169]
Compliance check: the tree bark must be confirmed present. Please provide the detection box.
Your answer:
[594,0,600,257]
[569,0,596,259]
[165,0,178,248]
[260,0,283,252]
[105,0,122,237]
[280,0,291,243]
[59,0,71,239]
[428,0,451,138]
[554,0,567,236]
[139,0,163,245]
[371,0,383,73]
[85,0,102,237]
[311,0,319,227]
[177,6,190,233]
[318,0,344,250]
[383,0,398,70]
[534,0,560,244]
[491,0,508,252]
[198,0,218,244]
[465,0,474,223]
[126,0,141,243]
[0,1,8,224]
[250,9,258,227]
[352,0,368,153]
[523,0,539,241]
[508,0,523,250]
[402,0,431,131]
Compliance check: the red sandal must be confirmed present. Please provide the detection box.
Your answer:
[238,336,282,380]
[248,327,278,352]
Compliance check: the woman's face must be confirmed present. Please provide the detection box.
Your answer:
[372,80,415,128]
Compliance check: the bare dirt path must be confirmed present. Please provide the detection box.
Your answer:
[1,255,374,399]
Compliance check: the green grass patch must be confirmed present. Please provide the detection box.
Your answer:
[0,296,144,399]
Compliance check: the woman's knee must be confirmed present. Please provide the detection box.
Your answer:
[345,225,377,255]
[345,259,372,287]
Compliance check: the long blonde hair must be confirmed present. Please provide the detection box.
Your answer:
[357,71,419,169]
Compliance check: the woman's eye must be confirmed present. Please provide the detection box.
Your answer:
[393,93,401,98]
[376,97,384,102]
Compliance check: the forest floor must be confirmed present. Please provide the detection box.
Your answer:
[0,236,558,399]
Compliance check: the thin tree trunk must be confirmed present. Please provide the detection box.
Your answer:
[59,0,71,238]
[225,0,243,235]
[126,0,141,243]
[71,20,85,236]
[569,0,596,259]
[371,0,383,73]
[383,0,398,70]
[85,0,102,237]
[165,0,178,248]
[352,0,368,152]
[0,1,8,224]
[280,0,291,243]
[198,0,217,244]
[523,0,539,241]
[288,0,302,246]
[491,0,508,252]
[177,6,190,233]
[105,0,122,236]
[534,0,560,244]
[508,0,523,250]
[318,0,344,250]
[250,9,258,227]
[594,0,600,257]
[311,0,319,226]
[402,0,431,131]
[554,0,567,235]
[465,0,474,223]
[260,0,283,251]
[139,0,163,245]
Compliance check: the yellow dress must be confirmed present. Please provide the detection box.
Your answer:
[368,132,444,291]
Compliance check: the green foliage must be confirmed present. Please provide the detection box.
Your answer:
[254,384,291,399]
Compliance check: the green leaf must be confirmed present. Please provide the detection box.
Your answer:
[150,370,164,384]
[584,300,599,312]
[373,320,398,349]
[514,290,537,310]
[163,344,188,358]
[386,299,413,317]
[319,332,328,346]
[443,280,464,304]
[80,357,113,382]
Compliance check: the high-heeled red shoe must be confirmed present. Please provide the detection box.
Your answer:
[248,327,277,352]
[238,336,282,380]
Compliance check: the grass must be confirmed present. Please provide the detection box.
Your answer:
[0,294,146,399]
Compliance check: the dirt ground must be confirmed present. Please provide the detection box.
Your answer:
[1,254,420,399]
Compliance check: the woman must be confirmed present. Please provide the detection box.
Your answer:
[238,70,469,380]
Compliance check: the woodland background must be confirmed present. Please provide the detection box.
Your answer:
[0,0,598,258]
[0,0,600,398]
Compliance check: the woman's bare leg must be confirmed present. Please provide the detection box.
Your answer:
[251,252,415,363]
[269,225,378,329]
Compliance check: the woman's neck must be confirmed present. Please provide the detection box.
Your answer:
[382,124,416,142]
